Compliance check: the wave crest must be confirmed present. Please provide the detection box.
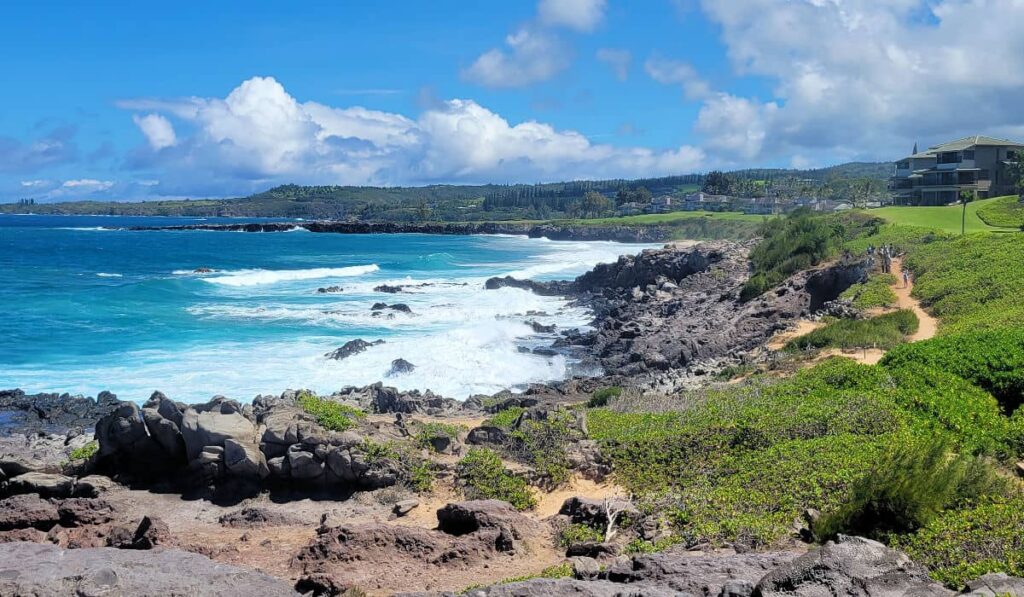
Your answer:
[204,265,380,287]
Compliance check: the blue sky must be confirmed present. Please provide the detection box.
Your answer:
[2,0,1023,202]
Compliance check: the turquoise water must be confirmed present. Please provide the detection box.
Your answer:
[0,215,649,402]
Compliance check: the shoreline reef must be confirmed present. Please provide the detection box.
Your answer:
[2,233,1023,596]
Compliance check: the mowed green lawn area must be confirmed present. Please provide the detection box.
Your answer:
[872,196,1020,234]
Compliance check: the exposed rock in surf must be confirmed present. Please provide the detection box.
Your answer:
[316,285,343,294]
[324,338,385,361]
[0,388,120,436]
[387,358,416,376]
[371,302,413,314]
[193,267,215,273]
[374,284,404,293]
[526,320,556,333]
[483,275,570,296]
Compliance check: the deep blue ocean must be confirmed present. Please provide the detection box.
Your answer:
[0,215,651,402]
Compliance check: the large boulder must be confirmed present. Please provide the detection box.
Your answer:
[0,542,298,596]
[0,431,94,476]
[181,400,257,462]
[436,500,541,539]
[223,438,269,479]
[754,535,954,596]
[3,472,75,498]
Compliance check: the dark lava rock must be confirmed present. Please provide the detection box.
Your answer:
[106,515,172,550]
[754,535,954,596]
[0,495,60,531]
[0,388,120,435]
[57,498,115,527]
[387,358,417,376]
[371,302,413,314]
[483,276,570,296]
[526,320,557,333]
[0,542,298,596]
[218,507,300,529]
[316,285,343,294]
[324,338,385,361]
[436,500,540,538]
[374,284,404,293]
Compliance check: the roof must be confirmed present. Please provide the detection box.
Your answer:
[928,135,1024,152]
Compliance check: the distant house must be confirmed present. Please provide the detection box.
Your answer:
[890,135,1023,205]
[648,195,673,213]
[682,192,733,212]
[616,202,645,216]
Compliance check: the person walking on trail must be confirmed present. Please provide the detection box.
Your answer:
[903,269,910,289]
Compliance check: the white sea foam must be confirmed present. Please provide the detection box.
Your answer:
[96,272,123,278]
[203,264,380,287]
[58,227,117,231]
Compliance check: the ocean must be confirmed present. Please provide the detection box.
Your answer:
[0,215,653,402]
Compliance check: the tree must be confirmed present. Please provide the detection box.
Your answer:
[702,171,732,195]
[959,189,975,235]
[577,191,614,218]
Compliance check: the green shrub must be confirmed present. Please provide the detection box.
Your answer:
[457,448,536,510]
[840,274,898,309]
[814,438,1009,541]
[69,441,98,461]
[510,410,580,487]
[976,195,1024,228]
[903,233,1024,334]
[557,523,604,547]
[588,387,622,408]
[415,422,464,451]
[882,329,1024,414]
[785,310,918,352]
[361,439,400,463]
[485,406,526,430]
[296,391,366,432]
[897,496,1024,588]
[741,210,882,301]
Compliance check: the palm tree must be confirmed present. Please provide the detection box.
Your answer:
[959,189,976,235]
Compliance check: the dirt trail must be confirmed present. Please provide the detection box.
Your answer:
[534,477,629,519]
[890,257,938,342]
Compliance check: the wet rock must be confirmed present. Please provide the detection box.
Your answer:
[316,285,343,293]
[374,284,404,293]
[324,338,385,360]
[372,302,413,314]
[526,320,557,333]
[0,389,120,436]
[387,358,417,376]
[0,542,298,596]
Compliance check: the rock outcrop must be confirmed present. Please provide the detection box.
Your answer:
[0,542,298,596]
[324,338,385,361]
[0,388,120,435]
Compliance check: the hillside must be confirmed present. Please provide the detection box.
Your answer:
[0,163,892,221]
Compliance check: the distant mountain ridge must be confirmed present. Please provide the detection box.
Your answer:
[0,162,894,220]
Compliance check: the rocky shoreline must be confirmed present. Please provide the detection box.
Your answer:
[127,220,675,242]
[2,239,1009,596]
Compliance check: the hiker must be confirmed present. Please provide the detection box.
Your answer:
[903,269,910,289]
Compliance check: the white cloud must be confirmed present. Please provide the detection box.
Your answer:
[462,27,571,88]
[538,0,607,31]
[117,76,707,192]
[62,179,114,190]
[695,0,1024,162]
[596,48,631,81]
[132,113,177,150]
[20,179,49,188]
[644,55,711,100]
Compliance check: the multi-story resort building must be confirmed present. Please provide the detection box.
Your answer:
[890,135,1023,205]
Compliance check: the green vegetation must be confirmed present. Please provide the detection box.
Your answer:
[69,441,99,461]
[814,438,1008,541]
[586,357,1021,549]
[903,233,1024,334]
[296,391,366,432]
[784,310,918,352]
[457,448,536,510]
[484,406,526,430]
[509,410,580,487]
[896,496,1024,588]
[740,210,881,301]
[840,273,898,309]
[881,329,1024,414]
[588,387,622,408]
[872,196,1012,234]
[973,195,1024,229]
[491,563,574,586]
[556,523,605,547]
[414,422,464,452]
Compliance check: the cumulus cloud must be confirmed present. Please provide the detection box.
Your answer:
[132,114,177,150]
[644,55,711,100]
[538,0,607,31]
[117,76,706,193]
[695,0,1024,162]
[462,28,571,88]
[596,48,631,81]
[62,179,114,190]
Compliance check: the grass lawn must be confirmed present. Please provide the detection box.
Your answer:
[871,196,1019,234]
